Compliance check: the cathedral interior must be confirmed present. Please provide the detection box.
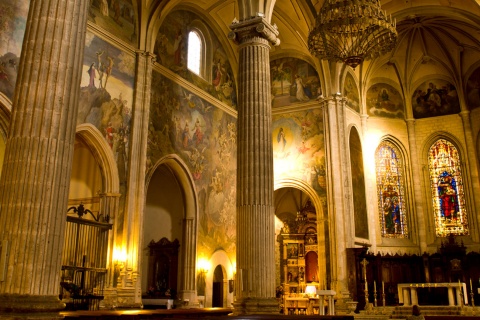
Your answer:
[0,0,480,318]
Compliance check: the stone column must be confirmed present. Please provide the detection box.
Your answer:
[228,17,279,315]
[321,96,352,312]
[178,217,196,307]
[117,51,155,308]
[458,111,480,242]
[0,0,89,318]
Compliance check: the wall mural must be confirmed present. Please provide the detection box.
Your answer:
[344,73,360,113]
[272,108,327,197]
[77,31,135,236]
[466,66,480,110]
[0,1,29,101]
[367,83,405,119]
[412,80,460,119]
[350,127,369,240]
[270,57,321,108]
[88,0,138,47]
[148,71,237,259]
[155,10,237,109]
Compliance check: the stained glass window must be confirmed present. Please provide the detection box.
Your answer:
[375,141,409,238]
[428,139,468,236]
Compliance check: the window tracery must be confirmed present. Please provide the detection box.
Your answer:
[375,141,408,238]
[428,139,468,236]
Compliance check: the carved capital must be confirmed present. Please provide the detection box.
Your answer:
[229,17,280,47]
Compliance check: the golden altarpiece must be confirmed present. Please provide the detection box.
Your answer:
[277,200,322,314]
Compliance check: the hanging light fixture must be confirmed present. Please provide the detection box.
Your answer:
[308,0,397,69]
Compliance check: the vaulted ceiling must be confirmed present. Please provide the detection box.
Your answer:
[138,0,480,100]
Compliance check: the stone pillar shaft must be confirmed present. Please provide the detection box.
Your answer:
[179,217,196,305]
[229,17,279,314]
[119,51,154,307]
[0,0,89,316]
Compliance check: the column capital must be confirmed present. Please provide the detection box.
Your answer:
[229,17,280,47]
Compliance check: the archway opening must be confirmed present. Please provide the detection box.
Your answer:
[212,265,224,307]
[142,163,185,299]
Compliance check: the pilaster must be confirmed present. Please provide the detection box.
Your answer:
[0,0,89,318]
[229,17,280,315]
[118,51,155,308]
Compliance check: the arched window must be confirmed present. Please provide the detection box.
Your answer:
[375,141,409,238]
[428,139,468,236]
[187,31,202,75]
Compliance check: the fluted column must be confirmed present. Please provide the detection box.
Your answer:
[229,17,279,315]
[117,51,155,308]
[458,111,480,242]
[0,0,89,318]
[179,217,196,306]
[321,96,351,310]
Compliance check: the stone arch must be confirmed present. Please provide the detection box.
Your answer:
[274,177,329,291]
[0,93,11,141]
[145,154,198,303]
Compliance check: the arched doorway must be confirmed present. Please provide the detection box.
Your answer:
[143,155,198,305]
[212,265,224,307]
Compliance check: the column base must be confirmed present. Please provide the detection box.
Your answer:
[233,297,279,315]
[0,294,65,319]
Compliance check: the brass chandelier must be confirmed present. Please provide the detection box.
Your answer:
[308,0,398,69]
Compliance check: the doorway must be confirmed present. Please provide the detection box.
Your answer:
[212,265,224,307]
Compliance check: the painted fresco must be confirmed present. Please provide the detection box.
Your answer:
[350,128,369,239]
[0,1,29,101]
[466,66,480,110]
[272,108,327,196]
[88,0,138,47]
[344,73,360,112]
[77,31,135,236]
[155,10,236,109]
[148,71,237,258]
[270,58,321,108]
[412,80,460,119]
[367,83,405,119]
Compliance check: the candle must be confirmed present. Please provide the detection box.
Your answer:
[382,281,385,292]
[365,281,368,291]
[470,278,473,291]
[374,280,376,292]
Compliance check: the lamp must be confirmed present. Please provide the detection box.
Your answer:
[308,0,397,69]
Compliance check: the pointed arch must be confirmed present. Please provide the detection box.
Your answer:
[422,133,469,236]
[374,137,410,238]
[145,154,198,302]
[76,123,119,193]
[0,93,12,141]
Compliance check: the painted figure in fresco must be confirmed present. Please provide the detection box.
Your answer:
[96,50,105,88]
[87,63,96,88]
[212,59,223,88]
[173,30,183,65]
[438,172,459,221]
[103,56,114,89]
[100,0,109,16]
[294,74,310,102]
[192,117,203,146]
[105,122,115,148]
[182,122,190,148]
[277,127,286,152]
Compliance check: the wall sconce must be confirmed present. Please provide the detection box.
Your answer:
[113,247,127,288]
[197,258,210,275]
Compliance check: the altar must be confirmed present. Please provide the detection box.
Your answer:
[397,282,468,306]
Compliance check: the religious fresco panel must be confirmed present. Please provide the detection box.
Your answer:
[367,83,405,119]
[88,0,138,47]
[77,31,136,236]
[466,66,480,110]
[272,108,327,197]
[344,73,360,113]
[412,80,460,119]
[0,1,29,101]
[270,57,321,108]
[156,10,237,109]
[148,71,237,259]
[350,127,369,239]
